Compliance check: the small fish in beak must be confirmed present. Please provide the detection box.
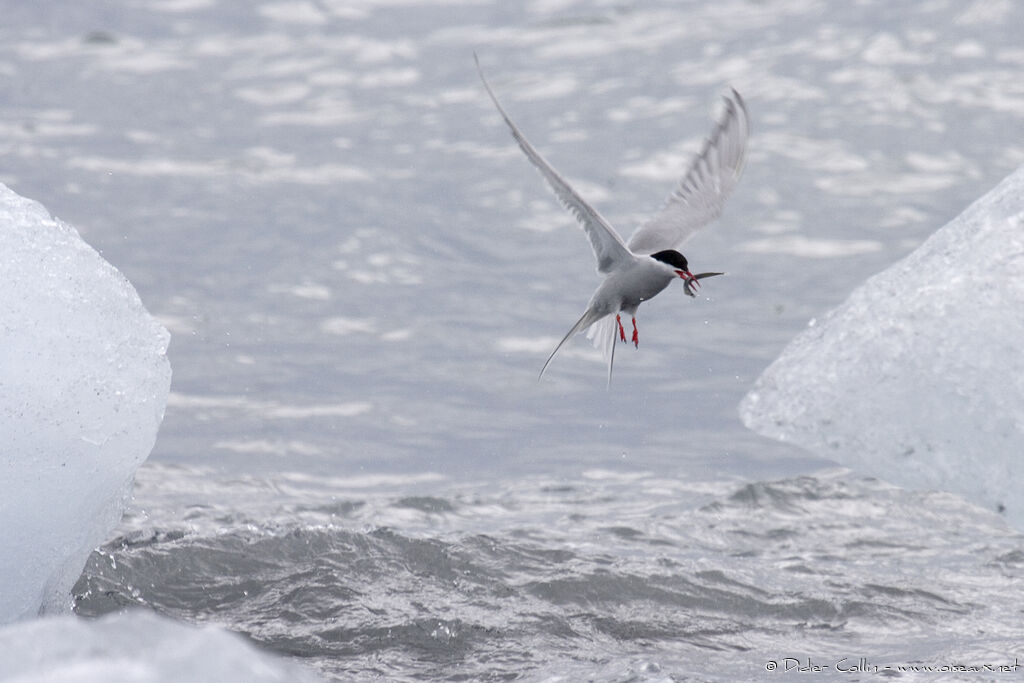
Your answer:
[683,271,725,298]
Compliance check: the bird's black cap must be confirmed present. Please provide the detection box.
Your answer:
[650,249,689,271]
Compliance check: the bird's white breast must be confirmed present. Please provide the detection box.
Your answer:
[589,258,675,314]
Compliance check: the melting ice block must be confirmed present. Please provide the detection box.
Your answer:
[740,166,1024,527]
[0,610,321,682]
[0,183,171,622]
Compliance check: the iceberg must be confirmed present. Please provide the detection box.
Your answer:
[0,183,171,622]
[0,610,321,682]
[740,166,1024,527]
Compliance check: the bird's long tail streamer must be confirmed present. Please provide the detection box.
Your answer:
[538,310,595,381]
[539,312,619,388]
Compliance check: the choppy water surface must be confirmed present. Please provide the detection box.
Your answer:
[76,464,1024,680]
[4,0,1024,679]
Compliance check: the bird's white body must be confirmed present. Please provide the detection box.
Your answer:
[476,56,749,385]
[587,257,676,321]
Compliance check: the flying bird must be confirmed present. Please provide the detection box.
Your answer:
[475,56,748,386]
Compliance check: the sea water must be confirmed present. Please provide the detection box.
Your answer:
[2,0,1023,679]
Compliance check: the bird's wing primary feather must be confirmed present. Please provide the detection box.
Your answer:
[627,88,749,255]
[476,55,633,274]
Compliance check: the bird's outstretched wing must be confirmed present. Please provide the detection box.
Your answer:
[627,89,748,255]
[476,55,633,274]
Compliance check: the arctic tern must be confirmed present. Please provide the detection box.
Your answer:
[476,56,748,385]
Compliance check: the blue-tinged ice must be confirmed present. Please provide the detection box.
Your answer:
[0,183,171,623]
[0,610,321,682]
[740,165,1024,527]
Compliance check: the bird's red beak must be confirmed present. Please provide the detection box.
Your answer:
[675,269,699,289]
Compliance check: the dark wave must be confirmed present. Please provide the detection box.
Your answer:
[71,472,1015,681]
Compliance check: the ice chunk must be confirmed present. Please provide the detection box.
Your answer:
[0,610,321,682]
[740,166,1024,527]
[0,183,171,622]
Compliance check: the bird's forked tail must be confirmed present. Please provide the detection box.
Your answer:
[586,315,618,389]
[539,311,618,388]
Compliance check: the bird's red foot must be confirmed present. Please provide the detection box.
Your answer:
[616,314,627,343]
[631,318,639,348]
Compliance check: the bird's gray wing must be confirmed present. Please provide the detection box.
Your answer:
[476,55,633,274]
[626,88,748,255]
